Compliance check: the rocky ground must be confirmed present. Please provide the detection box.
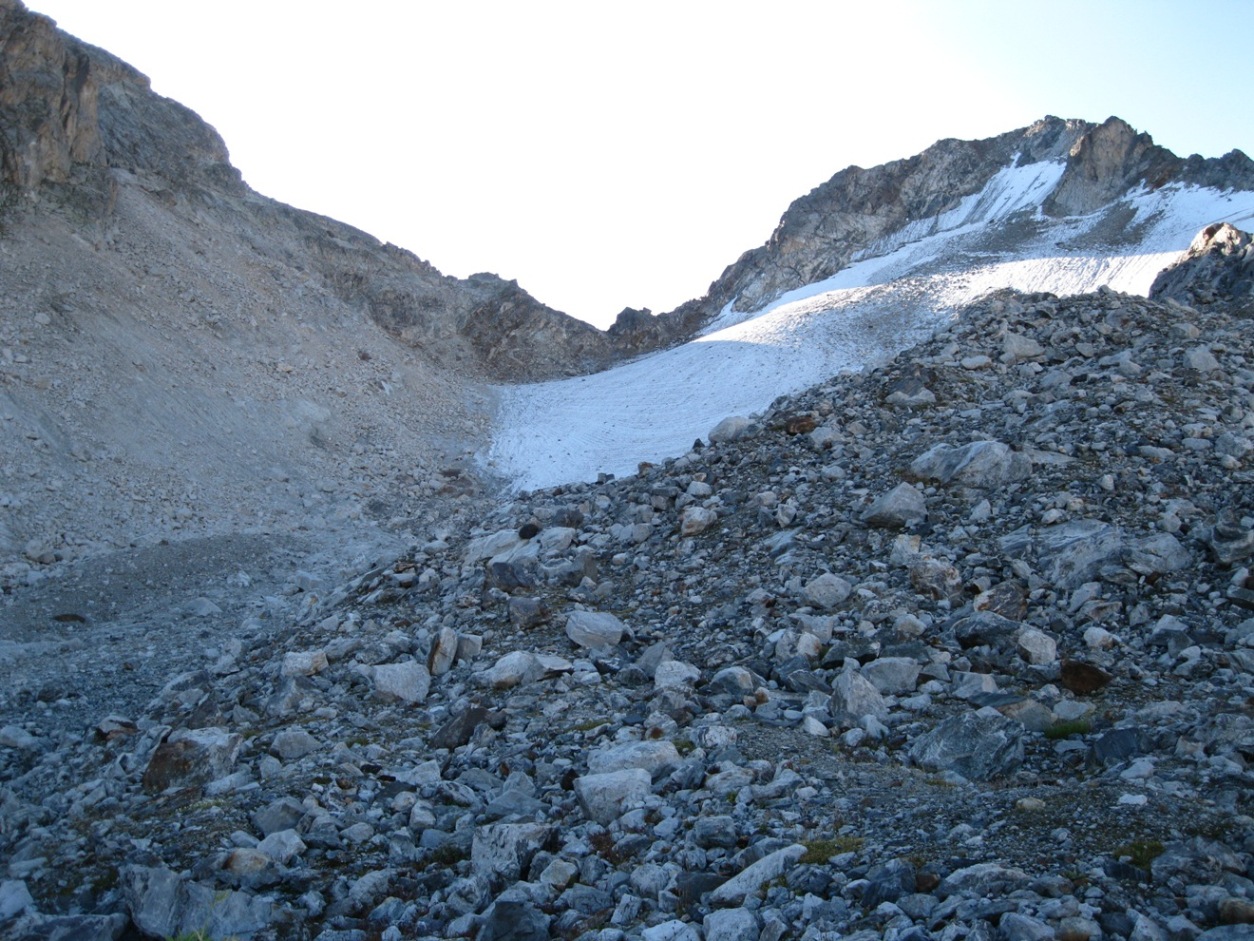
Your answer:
[1,281,1252,941]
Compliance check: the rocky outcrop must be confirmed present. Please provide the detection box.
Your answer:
[1042,115,1181,216]
[0,0,104,190]
[462,281,615,380]
[1150,222,1254,310]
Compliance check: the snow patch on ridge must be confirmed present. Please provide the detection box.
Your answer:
[484,179,1254,493]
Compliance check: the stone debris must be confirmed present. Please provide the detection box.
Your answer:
[3,285,1254,940]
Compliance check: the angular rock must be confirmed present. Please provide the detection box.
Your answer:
[1210,508,1254,565]
[803,572,853,610]
[588,740,681,779]
[471,823,553,888]
[703,908,761,941]
[371,661,431,703]
[860,657,921,694]
[251,797,305,837]
[709,416,753,443]
[1016,628,1058,665]
[575,769,651,824]
[478,900,551,941]
[508,596,551,630]
[431,706,505,750]
[1060,659,1113,694]
[909,440,1029,488]
[654,660,700,689]
[256,829,306,865]
[909,711,1025,781]
[271,728,319,760]
[936,861,1031,899]
[142,727,242,793]
[0,880,34,920]
[476,651,545,689]
[680,506,718,536]
[643,921,703,941]
[709,844,806,906]
[281,649,328,677]
[1125,533,1191,576]
[565,610,626,649]
[124,865,276,941]
[862,482,927,530]
[426,626,459,675]
[1008,520,1124,591]
[829,670,889,726]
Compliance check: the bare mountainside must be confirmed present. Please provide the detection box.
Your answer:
[0,0,620,587]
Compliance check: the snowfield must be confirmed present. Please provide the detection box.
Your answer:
[483,164,1254,492]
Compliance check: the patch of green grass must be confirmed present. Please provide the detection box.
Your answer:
[1112,840,1164,869]
[673,736,695,756]
[1043,718,1092,740]
[800,835,863,864]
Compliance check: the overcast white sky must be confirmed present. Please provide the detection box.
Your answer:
[27,0,1254,328]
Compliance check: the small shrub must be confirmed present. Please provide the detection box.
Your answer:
[1113,840,1164,869]
[1043,718,1092,739]
[800,835,863,864]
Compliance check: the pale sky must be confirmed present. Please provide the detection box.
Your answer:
[27,0,1254,328]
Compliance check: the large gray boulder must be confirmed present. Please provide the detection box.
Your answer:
[1149,222,1254,306]
[909,711,1025,781]
[575,769,651,824]
[124,866,273,940]
[566,610,627,649]
[829,670,889,726]
[910,440,1029,488]
[141,727,242,794]
[862,482,928,530]
[471,823,554,889]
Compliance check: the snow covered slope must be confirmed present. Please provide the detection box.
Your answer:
[483,163,1254,492]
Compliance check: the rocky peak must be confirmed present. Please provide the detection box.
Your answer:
[664,117,1090,323]
[1042,116,1177,216]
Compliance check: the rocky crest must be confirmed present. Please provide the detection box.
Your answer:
[1151,222,1254,312]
